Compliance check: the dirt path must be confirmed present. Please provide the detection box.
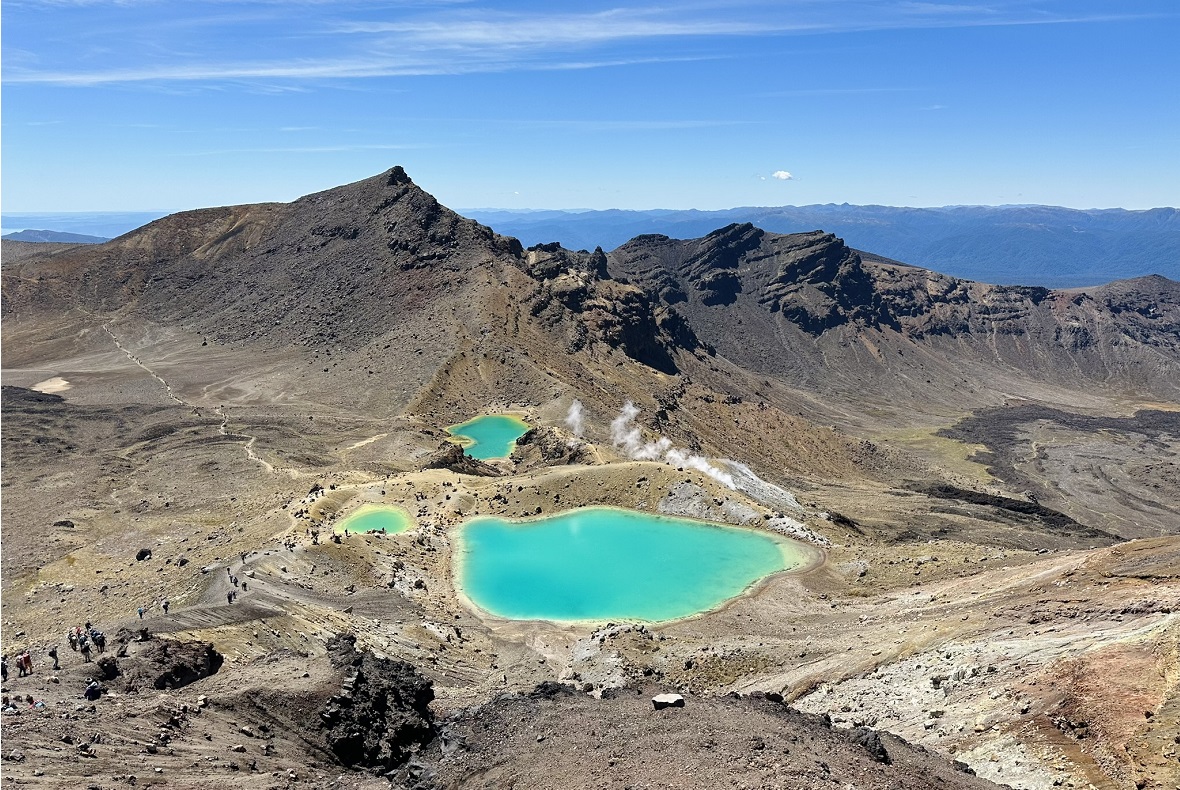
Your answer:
[101,323,188,406]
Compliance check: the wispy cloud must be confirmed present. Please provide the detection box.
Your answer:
[172,143,428,156]
[512,118,753,131]
[3,53,710,86]
[334,9,820,45]
[3,2,1169,87]
[757,87,921,97]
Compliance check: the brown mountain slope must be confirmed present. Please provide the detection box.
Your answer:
[3,168,1177,541]
[608,224,1180,415]
[3,168,1179,790]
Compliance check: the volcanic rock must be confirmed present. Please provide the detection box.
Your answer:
[652,693,685,710]
[320,635,435,776]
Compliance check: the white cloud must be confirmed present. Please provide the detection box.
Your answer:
[3,3,1163,88]
[771,170,793,180]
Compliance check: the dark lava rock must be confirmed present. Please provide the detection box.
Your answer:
[421,442,502,477]
[321,635,435,776]
[529,681,576,700]
[120,639,222,691]
[848,727,891,764]
[136,548,152,561]
[95,655,120,681]
[909,481,1112,539]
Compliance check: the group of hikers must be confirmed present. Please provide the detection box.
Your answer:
[1,622,108,685]
[138,598,169,619]
[1,694,48,713]
[225,564,249,604]
[1,651,35,680]
[66,624,106,662]
[3,560,252,689]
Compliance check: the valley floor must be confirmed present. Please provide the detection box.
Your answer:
[2,316,1178,790]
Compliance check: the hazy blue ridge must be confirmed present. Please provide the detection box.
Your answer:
[462,205,1180,288]
[1,212,168,241]
[2,229,110,244]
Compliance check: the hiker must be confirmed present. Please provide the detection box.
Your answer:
[227,590,234,605]
[231,576,238,587]
[67,630,78,651]
[79,639,92,663]
[241,552,247,563]
[90,630,106,653]
[20,651,32,676]
[161,599,169,614]
[1,655,7,682]
[241,580,248,592]
[138,606,145,620]
[84,678,102,701]
[48,646,59,671]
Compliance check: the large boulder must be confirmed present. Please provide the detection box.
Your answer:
[509,427,595,467]
[120,639,223,691]
[320,635,435,776]
[652,693,685,710]
[421,442,502,476]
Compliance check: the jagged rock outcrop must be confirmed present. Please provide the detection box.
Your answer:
[118,639,224,691]
[522,242,700,373]
[422,442,503,476]
[320,634,435,776]
[757,230,889,333]
[608,226,1180,402]
[510,426,595,466]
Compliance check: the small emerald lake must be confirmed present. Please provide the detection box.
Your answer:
[446,414,529,460]
[456,507,806,622]
[336,504,413,535]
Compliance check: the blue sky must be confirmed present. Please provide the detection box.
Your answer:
[2,0,1177,212]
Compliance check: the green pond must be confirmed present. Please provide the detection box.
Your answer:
[456,506,803,622]
[336,504,413,535]
[446,414,530,460]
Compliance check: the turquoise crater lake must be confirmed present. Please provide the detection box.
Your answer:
[456,507,805,622]
[446,414,530,460]
[335,504,413,535]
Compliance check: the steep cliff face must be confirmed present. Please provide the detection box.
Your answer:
[520,242,699,374]
[608,227,1180,402]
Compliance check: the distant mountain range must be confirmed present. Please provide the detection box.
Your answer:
[5,168,1177,414]
[5,202,1176,288]
[2,229,109,244]
[462,204,1180,288]
[1,211,166,241]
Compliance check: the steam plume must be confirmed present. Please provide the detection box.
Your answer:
[610,401,735,488]
[565,399,585,438]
